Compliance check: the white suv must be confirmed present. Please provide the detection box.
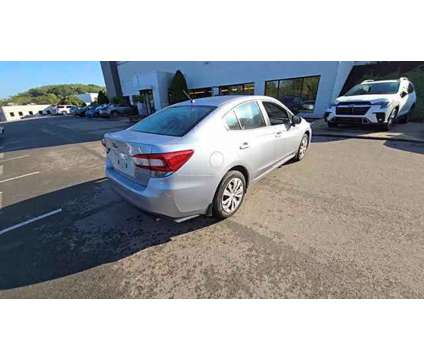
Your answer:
[325,78,416,130]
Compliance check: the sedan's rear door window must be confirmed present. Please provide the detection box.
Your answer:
[234,102,266,129]
[224,110,241,130]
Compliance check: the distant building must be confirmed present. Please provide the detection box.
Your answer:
[0,104,54,122]
[100,61,370,118]
[76,93,98,105]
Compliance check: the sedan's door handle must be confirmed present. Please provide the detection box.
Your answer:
[239,142,249,149]
[275,131,282,137]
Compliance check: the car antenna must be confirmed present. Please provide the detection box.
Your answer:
[183,90,195,103]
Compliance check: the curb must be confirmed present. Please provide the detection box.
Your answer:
[312,132,424,144]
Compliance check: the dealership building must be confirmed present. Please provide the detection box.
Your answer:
[101,61,369,118]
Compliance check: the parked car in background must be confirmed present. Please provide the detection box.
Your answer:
[99,104,136,118]
[70,106,84,116]
[39,105,56,115]
[325,77,416,130]
[103,95,311,221]
[56,105,74,115]
[85,106,100,118]
[72,105,91,117]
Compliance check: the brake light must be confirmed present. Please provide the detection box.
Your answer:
[132,150,194,173]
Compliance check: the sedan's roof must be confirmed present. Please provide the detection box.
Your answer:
[175,95,275,108]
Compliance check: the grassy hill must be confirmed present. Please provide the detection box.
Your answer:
[0,84,104,106]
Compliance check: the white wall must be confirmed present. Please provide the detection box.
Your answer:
[0,104,52,122]
[116,61,356,117]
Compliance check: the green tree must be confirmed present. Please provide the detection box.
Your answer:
[168,70,189,105]
[2,83,105,106]
[97,90,109,105]
[58,95,85,106]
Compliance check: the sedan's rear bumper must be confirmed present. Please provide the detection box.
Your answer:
[106,166,210,219]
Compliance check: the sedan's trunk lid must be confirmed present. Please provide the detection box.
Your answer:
[104,129,183,186]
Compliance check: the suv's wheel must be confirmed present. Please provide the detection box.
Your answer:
[294,133,309,161]
[399,103,415,124]
[212,170,246,219]
[382,108,397,131]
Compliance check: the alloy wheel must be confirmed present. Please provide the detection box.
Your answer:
[298,135,308,160]
[222,178,244,214]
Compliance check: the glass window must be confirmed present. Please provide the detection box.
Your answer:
[224,111,241,130]
[18,112,23,116]
[262,102,290,126]
[264,81,278,99]
[234,102,266,130]
[131,105,216,137]
[189,87,212,99]
[265,76,320,114]
[345,81,400,96]
[219,82,255,96]
[10,112,15,117]
[29,111,33,115]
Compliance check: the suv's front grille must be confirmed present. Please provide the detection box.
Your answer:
[336,106,370,115]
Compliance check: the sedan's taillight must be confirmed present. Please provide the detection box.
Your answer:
[132,150,194,173]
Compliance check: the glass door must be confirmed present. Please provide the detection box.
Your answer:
[139,89,155,116]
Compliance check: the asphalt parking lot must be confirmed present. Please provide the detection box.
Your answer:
[0,116,423,298]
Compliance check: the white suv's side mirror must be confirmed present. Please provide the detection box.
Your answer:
[400,90,408,98]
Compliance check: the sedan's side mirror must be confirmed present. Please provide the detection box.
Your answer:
[400,90,408,98]
[292,115,302,125]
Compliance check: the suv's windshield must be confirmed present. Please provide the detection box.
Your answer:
[345,81,400,96]
[131,105,216,137]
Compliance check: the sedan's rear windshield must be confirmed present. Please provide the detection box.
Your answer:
[345,81,400,96]
[131,105,216,137]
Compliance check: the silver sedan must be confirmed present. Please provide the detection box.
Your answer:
[103,95,311,221]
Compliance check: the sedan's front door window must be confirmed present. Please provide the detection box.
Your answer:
[262,102,290,126]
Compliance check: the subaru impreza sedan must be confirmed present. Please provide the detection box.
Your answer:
[103,95,311,221]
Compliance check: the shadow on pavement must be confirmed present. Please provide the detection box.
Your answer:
[0,116,129,153]
[0,178,216,291]
[384,138,424,154]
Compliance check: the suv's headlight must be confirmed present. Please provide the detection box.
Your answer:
[373,100,391,109]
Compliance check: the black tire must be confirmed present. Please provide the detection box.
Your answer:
[381,108,397,131]
[212,170,246,219]
[400,103,415,124]
[327,122,337,128]
[294,133,309,161]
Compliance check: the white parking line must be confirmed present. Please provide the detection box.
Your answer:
[0,171,39,184]
[0,208,63,236]
[0,155,30,163]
